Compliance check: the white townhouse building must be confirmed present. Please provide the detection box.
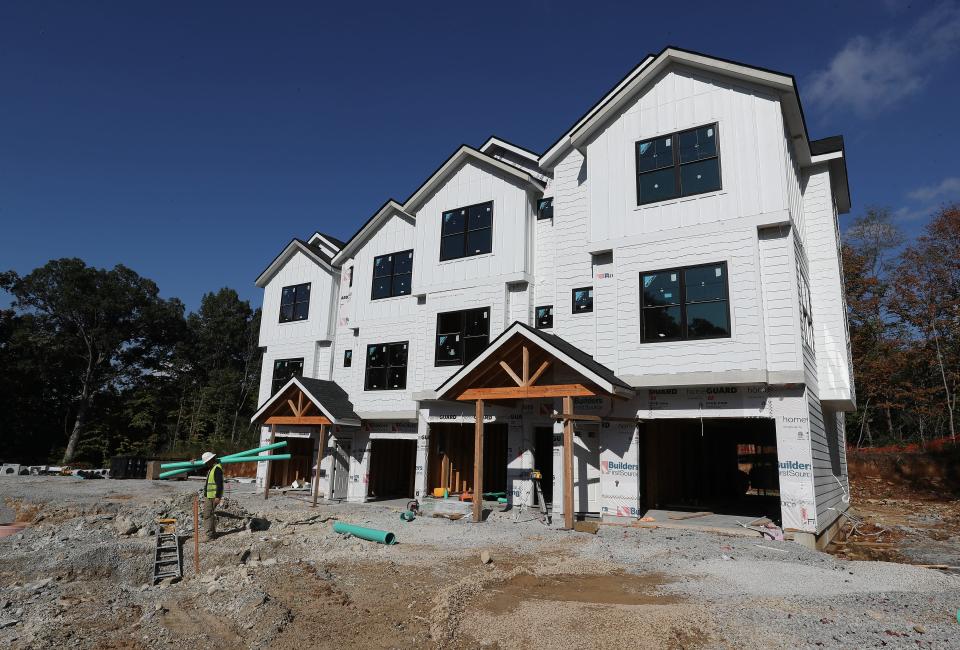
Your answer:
[250,47,854,548]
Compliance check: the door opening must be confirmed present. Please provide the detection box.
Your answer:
[533,426,554,505]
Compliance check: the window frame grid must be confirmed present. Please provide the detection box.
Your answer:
[536,197,554,221]
[271,357,304,394]
[278,282,311,323]
[535,305,554,329]
[571,287,594,314]
[370,249,414,301]
[364,341,408,391]
[639,261,731,343]
[434,307,491,367]
[635,122,721,206]
[439,201,494,262]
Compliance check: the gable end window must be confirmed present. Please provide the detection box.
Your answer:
[535,305,553,329]
[279,283,311,323]
[440,201,493,261]
[271,358,304,394]
[636,123,720,206]
[537,197,553,220]
[364,342,408,391]
[640,262,730,343]
[435,307,490,366]
[572,287,593,314]
[372,250,413,300]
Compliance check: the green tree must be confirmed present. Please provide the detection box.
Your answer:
[1,259,185,463]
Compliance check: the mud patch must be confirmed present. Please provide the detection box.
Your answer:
[479,571,679,613]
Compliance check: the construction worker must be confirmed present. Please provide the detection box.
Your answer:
[201,452,223,542]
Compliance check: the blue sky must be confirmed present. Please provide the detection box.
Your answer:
[2,1,959,310]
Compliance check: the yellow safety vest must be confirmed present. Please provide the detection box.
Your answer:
[205,463,223,499]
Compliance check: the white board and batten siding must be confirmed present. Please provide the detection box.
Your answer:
[258,250,339,349]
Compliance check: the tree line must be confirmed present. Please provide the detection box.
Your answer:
[0,259,261,466]
[843,204,959,447]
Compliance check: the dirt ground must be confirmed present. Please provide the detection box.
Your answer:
[1,475,959,649]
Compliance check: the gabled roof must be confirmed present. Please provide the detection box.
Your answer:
[255,238,337,288]
[479,136,541,163]
[308,232,345,258]
[251,376,361,426]
[809,135,851,214]
[312,232,346,249]
[540,46,811,169]
[331,200,414,265]
[402,145,546,215]
[436,321,634,399]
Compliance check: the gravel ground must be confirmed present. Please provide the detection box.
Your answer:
[1,475,958,649]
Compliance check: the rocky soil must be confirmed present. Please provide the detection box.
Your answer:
[1,476,959,649]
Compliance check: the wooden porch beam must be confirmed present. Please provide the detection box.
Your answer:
[521,345,530,385]
[473,399,484,523]
[498,361,524,387]
[553,412,602,422]
[264,415,332,425]
[312,424,327,507]
[456,384,596,401]
[287,399,301,417]
[264,424,276,501]
[528,360,550,386]
[562,396,574,530]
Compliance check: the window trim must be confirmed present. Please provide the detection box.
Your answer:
[434,306,491,367]
[364,341,409,391]
[571,287,594,314]
[639,261,731,344]
[343,349,352,368]
[635,122,721,207]
[271,357,304,394]
[370,249,414,301]
[536,197,554,221]
[439,200,494,262]
[535,305,554,329]
[278,282,311,324]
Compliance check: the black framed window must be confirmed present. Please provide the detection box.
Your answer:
[535,305,553,329]
[343,349,352,367]
[537,197,553,220]
[636,123,720,205]
[279,283,311,323]
[271,358,303,394]
[364,342,408,391]
[640,262,730,342]
[440,201,492,261]
[372,249,413,300]
[572,287,593,314]
[435,307,490,366]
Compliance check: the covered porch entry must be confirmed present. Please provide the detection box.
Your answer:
[250,376,361,504]
[435,322,634,528]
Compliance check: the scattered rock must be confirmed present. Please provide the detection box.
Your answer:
[573,521,599,534]
[248,517,270,532]
[114,517,137,536]
[158,577,177,587]
[480,550,492,564]
[0,618,19,629]
[238,548,252,564]
[913,624,926,634]
[261,558,277,567]
[136,527,150,537]
[206,584,219,595]
[865,610,884,621]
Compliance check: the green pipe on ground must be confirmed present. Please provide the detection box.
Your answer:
[400,511,416,522]
[483,492,506,498]
[220,441,288,461]
[333,521,397,545]
[221,454,291,464]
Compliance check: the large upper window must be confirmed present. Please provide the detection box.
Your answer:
[271,358,304,394]
[636,123,720,205]
[372,249,413,300]
[279,283,310,323]
[641,262,730,342]
[572,287,593,314]
[364,342,408,391]
[440,201,493,261]
[435,307,490,366]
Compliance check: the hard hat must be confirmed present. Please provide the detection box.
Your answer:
[201,452,216,464]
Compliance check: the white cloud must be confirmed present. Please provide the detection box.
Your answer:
[907,176,960,202]
[807,2,960,115]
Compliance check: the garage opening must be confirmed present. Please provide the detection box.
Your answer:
[533,426,554,505]
[368,439,416,500]
[268,436,316,488]
[428,423,508,496]
[640,418,780,523]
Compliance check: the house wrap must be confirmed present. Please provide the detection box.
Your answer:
[251,47,854,548]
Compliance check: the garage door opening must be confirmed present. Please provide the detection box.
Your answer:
[367,439,416,501]
[428,423,507,496]
[641,418,780,523]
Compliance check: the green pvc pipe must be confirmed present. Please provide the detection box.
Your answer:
[400,511,415,522]
[160,460,204,470]
[220,441,288,461]
[159,467,194,479]
[333,522,397,545]
[497,497,508,504]
[221,454,291,464]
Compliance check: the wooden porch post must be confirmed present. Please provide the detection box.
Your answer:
[562,395,574,530]
[264,424,276,501]
[312,424,328,507]
[473,399,484,523]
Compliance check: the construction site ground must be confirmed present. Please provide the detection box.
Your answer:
[2,475,959,649]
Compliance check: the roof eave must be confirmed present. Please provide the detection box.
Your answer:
[331,200,414,264]
[255,240,336,288]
